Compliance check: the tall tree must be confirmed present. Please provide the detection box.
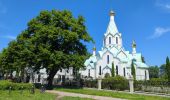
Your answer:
[166,57,170,82]
[159,64,167,79]
[2,10,93,87]
[111,62,115,77]
[131,61,136,80]
[141,56,145,63]
[148,66,159,79]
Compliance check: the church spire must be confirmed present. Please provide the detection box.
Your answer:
[132,40,136,55]
[106,10,118,35]
[110,10,115,16]
[103,10,122,49]
[93,45,96,56]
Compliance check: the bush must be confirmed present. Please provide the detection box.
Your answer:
[102,76,128,90]
[104,73,110,78]
[134,78,169,88]
[0,80,33,90]
[83,79,97,88]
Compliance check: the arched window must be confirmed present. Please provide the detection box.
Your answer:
[109,37,111,44]
[107,55,109,64]
[99,66,102,75]
[88,69,90,77]
[38,74,41,82]
[116,37,118,44]
[145,70,147,80]
[116,66,118,75]
[123,68,126,77]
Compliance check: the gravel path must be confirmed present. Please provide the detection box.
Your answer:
[46,90,126,100]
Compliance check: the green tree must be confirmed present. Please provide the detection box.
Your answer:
[0,40,33,81]
[166,57,170,82]
[148,66,159,79]
[131,61,136,80]
[104,73,110,78]
[141,56,145,63]
[111,62,115,77]
[2,10,93,86]
[159,64,167,79]
[1,10,93,87]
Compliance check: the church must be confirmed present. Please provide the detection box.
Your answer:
[80,10,149,80]
[29,10,149,84]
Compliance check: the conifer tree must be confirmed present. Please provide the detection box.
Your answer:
[131,61,136,80]
[111,62,115,77]
[166,57,170,83]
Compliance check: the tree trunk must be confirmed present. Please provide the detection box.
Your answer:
[47,68,58,90]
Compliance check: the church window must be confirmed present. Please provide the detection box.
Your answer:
[67,69,69,73]
[123,68,126,77]
[116,37,118,44]
[38,74,41,82]
[145,70,147,80]
[107,55,109,64]
[88,69,90,77]
[109,37,111,44]
[60,69,62,72]
[116,66,118,75]
[58,75,61,81]
[99,66,102,75]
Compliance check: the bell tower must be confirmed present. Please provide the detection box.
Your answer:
[103,10,122,48]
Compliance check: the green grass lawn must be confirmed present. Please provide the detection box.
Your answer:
[55,88,170,100]
[0,90,56,100]
[61,96,94,100]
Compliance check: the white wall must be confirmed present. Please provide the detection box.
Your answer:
[104,34,122,48]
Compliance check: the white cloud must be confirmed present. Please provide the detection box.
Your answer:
[155,0,170,12]
[2,35,16,40]
[149,27,170,39]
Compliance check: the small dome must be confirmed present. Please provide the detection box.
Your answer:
[110,10,115,16]
[132,40,136,48]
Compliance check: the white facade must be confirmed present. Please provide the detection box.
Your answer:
[81,10,149,80]
[31,67,74,84]
[31,10,149,84]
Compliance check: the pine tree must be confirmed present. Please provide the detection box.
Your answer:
[111,62,115,77]
[166,57,170,83]
[131,61,136,80]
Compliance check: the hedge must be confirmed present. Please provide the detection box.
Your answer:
[102,76,128,90]
[83,79,97,88]
[0,80,33,90]
[83,76,129,91]
[134,78,169,87]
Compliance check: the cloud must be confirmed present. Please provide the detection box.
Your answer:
[149,27,170,39]
[2,35,16,40]
[155,0,170,12]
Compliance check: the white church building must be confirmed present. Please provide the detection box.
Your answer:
[27,10,149,84]
[80,10,149,80]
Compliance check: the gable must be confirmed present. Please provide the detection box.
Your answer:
[117,50,127,58]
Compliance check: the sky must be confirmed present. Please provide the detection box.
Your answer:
[0,0,170,66]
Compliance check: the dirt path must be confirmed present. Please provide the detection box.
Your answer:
[46,90,126,100]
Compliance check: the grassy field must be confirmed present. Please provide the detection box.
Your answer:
[55,88,170,100]
[61,96,94,100]
[0,90,56,100]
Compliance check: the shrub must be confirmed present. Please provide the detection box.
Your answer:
[102,76,128,90]
[0,80,33,90]
[134,78,169,88]
[83,79,97,88]
[104,73,110,78]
